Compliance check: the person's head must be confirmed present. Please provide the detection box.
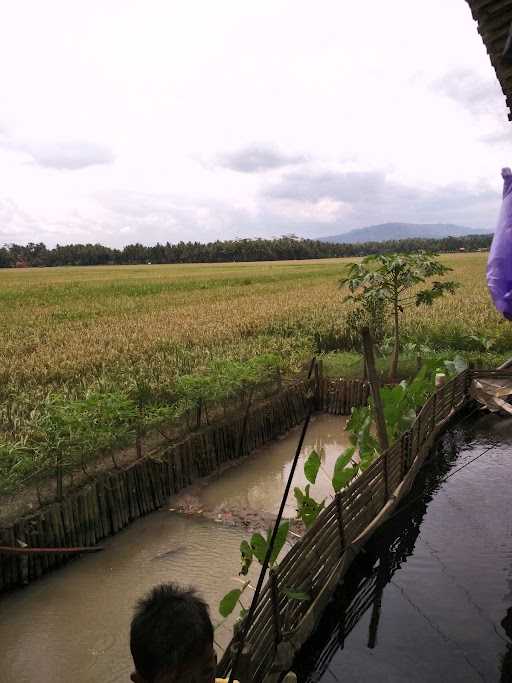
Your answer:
[130,583,216,683]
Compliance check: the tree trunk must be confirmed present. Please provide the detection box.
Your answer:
[389,298,400,382]
[362,328,389,453]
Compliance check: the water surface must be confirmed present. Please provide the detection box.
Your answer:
[0,414,347,683]
[295,412,512,683]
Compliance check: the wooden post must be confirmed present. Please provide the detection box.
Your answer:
[383,451,389,500]
[232,646,252,683]
[230,621,253,683]
[464,368,473,398]
[269,569,282,645]
[136,429,143,460]
[335,493,345,554]
[400,432,408,478]
[431,392,437,433]
[361,328,389,453]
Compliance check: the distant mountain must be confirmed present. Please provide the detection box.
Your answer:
[318,222,492,244]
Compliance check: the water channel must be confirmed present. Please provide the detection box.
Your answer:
[2,411,512,682]
[295,412,512,683]
[0,414,349,683]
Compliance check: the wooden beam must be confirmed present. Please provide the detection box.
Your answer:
[0,545,104,555]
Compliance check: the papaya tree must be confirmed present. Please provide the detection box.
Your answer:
[340,252,459,382]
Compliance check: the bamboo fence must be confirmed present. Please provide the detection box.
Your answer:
[218,368,478,682]
[0,364,496,669]
[296,442,440,682]
[0,370,372,593]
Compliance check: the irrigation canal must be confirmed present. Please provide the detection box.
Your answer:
[2,411,512,682]
[295,411,512,683]
[0,414,349,683]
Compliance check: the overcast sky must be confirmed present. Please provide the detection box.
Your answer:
[1,0,511,247]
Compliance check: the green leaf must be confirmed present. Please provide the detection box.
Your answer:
[304,449,321,485]
[294,486,305,505]
[219,589,242,617]
[297,488,325,528]
[269,521,289,566]
[239,540,253,576]
[332,447,356,492]
[250,532,267,564]
[347,406,370,436]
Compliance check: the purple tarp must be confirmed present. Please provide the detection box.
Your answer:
[487,168,512,320]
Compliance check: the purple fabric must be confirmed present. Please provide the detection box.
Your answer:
[487,169,512,320]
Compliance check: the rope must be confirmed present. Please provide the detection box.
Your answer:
[228,407,314,683]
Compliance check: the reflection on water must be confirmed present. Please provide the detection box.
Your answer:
[0,414,347,683]
[295,413,512,683]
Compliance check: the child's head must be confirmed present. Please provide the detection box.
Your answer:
[130,583,216,683]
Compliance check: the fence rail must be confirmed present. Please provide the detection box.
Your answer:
[219,369,472,682]
[321,378,370,415]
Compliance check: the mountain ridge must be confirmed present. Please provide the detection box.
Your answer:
[318,222,492,244]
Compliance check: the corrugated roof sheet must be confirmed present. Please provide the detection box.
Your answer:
[466,0,512,119]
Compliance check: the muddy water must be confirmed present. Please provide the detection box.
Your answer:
[295,413,512,683]
[179,414,349,522]
[0,414,349,683]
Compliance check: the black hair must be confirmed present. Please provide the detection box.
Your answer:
[130,583,214,682]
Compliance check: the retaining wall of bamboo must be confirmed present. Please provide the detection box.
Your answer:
[0,374,372,594]
[0,379,317,593]
[321,378,370,415]
[219,369,475,682]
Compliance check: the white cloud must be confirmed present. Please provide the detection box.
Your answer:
[269,198,351,224]
[432,68,502,114]
[217,145,307,173]
[0,0,508,246]
[26,140,115,170]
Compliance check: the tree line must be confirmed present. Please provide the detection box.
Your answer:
[2,233,492,268]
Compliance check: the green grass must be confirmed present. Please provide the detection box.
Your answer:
[0,253,509,495]
[321,350,509,380]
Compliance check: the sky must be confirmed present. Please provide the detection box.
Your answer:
[1,0,511,247]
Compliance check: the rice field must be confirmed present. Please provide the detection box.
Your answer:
[1,252,510,494]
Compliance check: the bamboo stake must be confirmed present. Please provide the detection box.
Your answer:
[269,569,282,645]
[335,493,345,554]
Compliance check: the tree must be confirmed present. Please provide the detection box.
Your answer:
[340,252,459,381]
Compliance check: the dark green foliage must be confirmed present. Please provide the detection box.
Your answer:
[332,447,357,492]
[1,234,492,268]
[0,353,286,494]
[304,449,321,485]
[219,589,243,618]
[294,484,326,528]
[221,521,290,619]
[239,541,253,576]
